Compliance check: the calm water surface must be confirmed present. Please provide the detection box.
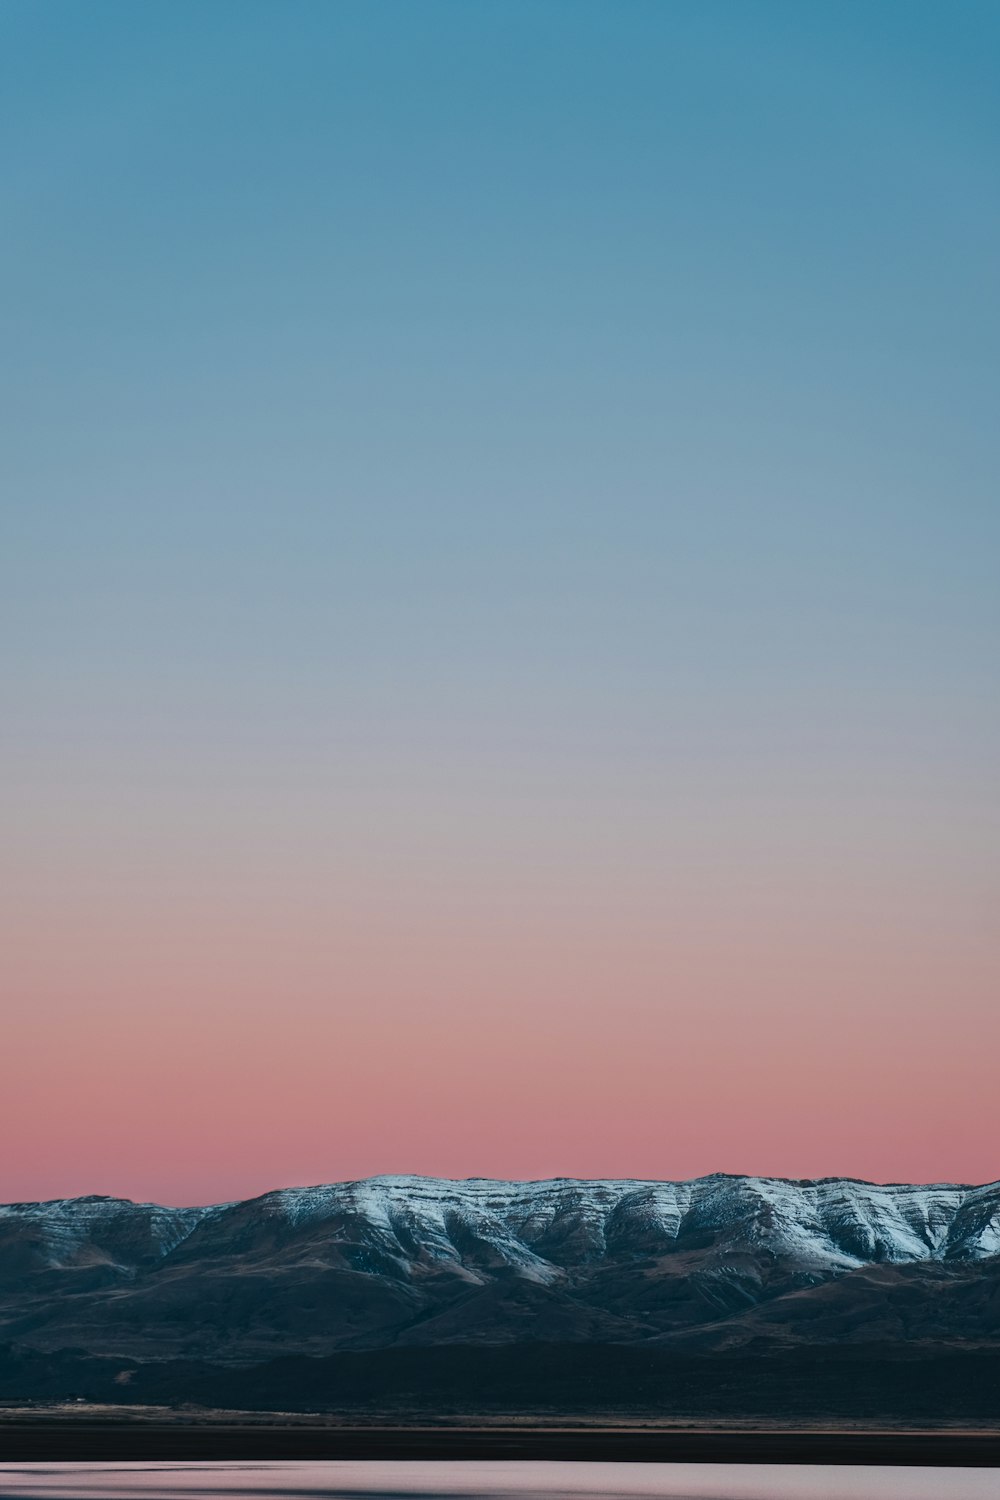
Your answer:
[0,1463,995,1499]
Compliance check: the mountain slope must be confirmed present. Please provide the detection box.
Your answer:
[1,1174,998,1361]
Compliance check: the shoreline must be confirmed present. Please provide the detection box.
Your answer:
[1,1419,999,1465]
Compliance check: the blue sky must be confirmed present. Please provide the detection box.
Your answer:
[6,5,998,753]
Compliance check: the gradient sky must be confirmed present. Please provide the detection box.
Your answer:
[3,1,999,1205]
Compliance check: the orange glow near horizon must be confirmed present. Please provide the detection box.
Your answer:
[6,777,997,1204]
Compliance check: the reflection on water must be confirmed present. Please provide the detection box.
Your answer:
[0,1463,995,1500]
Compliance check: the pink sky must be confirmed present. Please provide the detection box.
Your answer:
[5,761,997,1205]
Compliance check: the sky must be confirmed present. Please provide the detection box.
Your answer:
[2,0,999,1205]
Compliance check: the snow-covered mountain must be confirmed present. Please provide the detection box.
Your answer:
[1,1174,998,1361]
[4,1173,1000,1276]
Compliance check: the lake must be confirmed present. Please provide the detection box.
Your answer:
[0,1463,996,1498]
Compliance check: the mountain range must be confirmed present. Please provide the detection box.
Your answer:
[2,1174,999,1417]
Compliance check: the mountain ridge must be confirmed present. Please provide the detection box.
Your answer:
[1,1173,998,1367]
[8,1167,999,1213]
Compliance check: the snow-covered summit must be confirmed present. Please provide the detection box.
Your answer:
[3,1173,998,1276]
